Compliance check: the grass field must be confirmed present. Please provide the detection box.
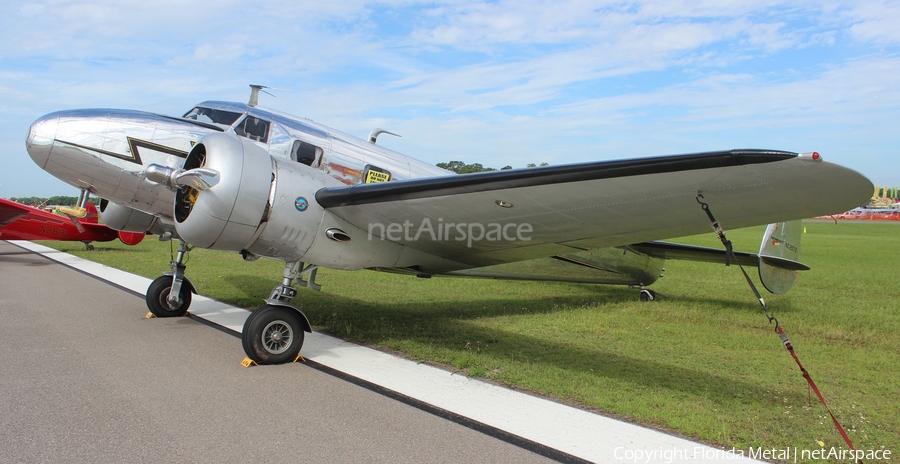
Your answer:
[41,221,898,462]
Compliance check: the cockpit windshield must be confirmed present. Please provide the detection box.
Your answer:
[183,107,242,126]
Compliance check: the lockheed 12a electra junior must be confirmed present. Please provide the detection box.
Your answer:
[25,85,873,364]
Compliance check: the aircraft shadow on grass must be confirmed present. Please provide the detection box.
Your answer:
[221,273,776,406]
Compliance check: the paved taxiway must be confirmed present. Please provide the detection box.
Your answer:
[0,241,555,463]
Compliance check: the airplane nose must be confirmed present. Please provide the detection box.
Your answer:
[26,112,60,168]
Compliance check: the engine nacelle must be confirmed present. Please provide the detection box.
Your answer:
[100,199,160,233]
[173,132,459,270]
[174,133,338,262]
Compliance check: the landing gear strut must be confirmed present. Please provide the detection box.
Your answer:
[146,240,195,317]
[242,260,315,365]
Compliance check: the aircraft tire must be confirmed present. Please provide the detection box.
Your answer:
[146,275,191,317]
[240,307,264,357]
[639,289,655,302]
[242,305,305,365]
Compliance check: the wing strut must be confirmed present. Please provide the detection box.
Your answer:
[695,193,861,460]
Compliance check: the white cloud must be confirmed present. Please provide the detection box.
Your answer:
[2,0,900,197]
[845,0,900,45]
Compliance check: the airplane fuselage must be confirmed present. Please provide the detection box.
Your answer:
[26,101,451,223]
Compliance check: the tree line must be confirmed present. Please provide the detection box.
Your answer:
[436,161,549,174]
[9,196,100,207]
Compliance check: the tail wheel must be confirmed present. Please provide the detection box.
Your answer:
[242,305,305,365]
[639,289,656,302]
[146,275,191,317]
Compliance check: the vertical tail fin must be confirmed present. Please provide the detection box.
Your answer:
[758,221,805,294]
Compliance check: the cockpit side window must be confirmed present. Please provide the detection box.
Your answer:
[291,140,324,167]
[235,116,270,143]
[183,107,242,126]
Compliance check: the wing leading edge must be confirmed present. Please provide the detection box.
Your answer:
[317,149,796,207]
[315,150,872,272]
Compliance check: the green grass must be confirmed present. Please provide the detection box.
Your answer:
[41,221,899,461]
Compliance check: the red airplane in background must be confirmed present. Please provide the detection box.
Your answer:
[0,198,144,249]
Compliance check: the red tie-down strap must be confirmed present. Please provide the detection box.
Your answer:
[778,327,862,464]
[694,195,863,463]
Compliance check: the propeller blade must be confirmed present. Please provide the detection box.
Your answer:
[58,207,87,233]
[145,164,219,190]
[57,205,87,218]
[175,168,220,190]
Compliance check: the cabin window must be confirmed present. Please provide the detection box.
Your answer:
[183,107,242,126]
[291,140,323,167]
[235,117,270,143]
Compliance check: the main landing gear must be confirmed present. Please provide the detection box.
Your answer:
[242,260,315,365]
[144,243,316,365]
[145,240,195,318]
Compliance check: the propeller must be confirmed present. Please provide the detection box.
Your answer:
[174,168,220,190]
[57,205,87,233]
[145,164,220,190]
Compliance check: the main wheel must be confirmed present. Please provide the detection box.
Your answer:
[146,275,191,317]
[242,305,305,365]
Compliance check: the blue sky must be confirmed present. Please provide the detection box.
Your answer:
[1,0,898,198]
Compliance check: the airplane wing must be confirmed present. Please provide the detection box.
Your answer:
[0,199,33,228]
[316,150,871,271]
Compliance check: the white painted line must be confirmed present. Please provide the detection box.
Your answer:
[11,240,763,463]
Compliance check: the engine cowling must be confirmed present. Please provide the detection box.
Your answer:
[174,133,337,261]
[100,199,159,232]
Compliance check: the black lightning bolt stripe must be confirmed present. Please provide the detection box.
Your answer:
[56,138,189,165]
[127,137,189,163]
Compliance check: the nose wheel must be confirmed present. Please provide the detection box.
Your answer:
[639,288,656,302]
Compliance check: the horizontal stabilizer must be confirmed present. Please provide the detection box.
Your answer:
[630,220,809,295]
[628,241,759,266]
[760,255,808,271]
[628,241,809,271]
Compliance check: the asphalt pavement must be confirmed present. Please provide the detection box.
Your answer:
[0,241,556,464]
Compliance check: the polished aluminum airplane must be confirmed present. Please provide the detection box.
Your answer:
[25,85,873,364]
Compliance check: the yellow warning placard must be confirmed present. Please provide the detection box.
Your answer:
[364,166,392,184]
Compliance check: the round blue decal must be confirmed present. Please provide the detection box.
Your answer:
[294,197,309,212]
